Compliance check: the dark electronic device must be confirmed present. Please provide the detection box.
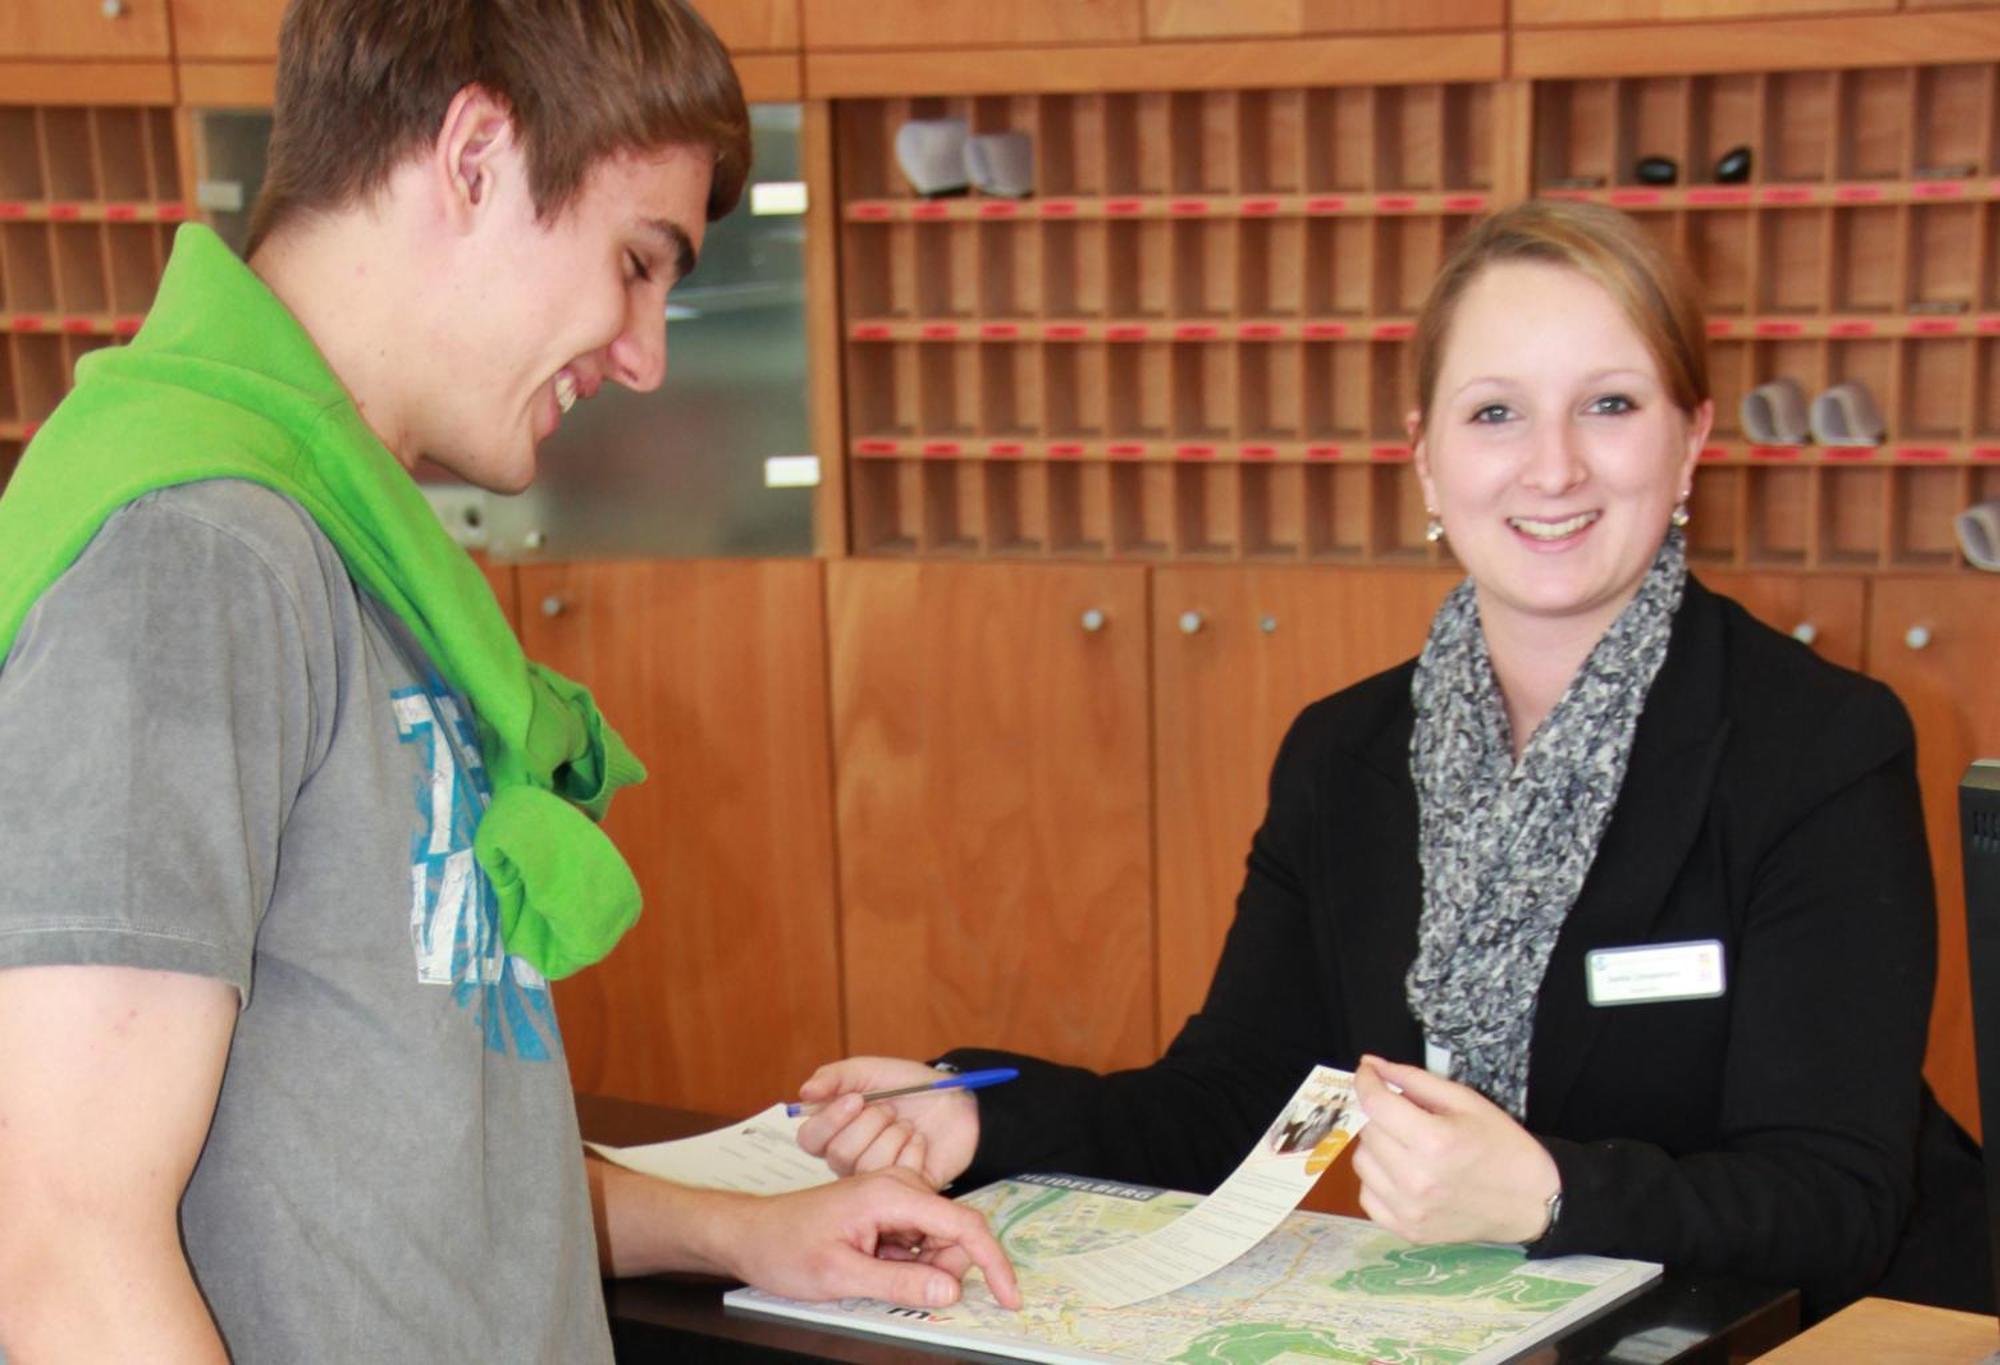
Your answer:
[1961,759,2000,1321]
[1713,145,1752,183]
[1636,155,1679,186]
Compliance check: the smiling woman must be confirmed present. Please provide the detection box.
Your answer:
[1408,202,1712,753]
[797,198,1990,1322]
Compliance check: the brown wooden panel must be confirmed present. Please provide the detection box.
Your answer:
[1513,12,2000,76]
[803,0,1142,50]
[521,560,844,1119]
[1699,572,1866,671]
[830,560,1154,1072]
[807,33,1505,97]
[1866,576,2000,1140]
[168,1,792,72]
[177,60,275,108]
[699,0,801,52]
[167,0,283,59]
[1151,566,1458,1043]
[732,53,803,102]
[804,100,848,557]
[0,62,175,105]
[1760,1297,1999,1364]
[0,0,170,60]
[1516,0,1889,22]
[1145,0,1502,39]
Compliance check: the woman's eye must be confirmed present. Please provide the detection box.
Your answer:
[626,252,652,285]
[1469,403,1512,424]
[1588,394,1636,415]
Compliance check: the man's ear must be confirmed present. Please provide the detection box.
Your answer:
[432,84,518,229]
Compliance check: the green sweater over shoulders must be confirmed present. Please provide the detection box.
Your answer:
[0,224,644,980]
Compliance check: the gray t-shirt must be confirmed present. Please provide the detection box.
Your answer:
[0,482,612,1362]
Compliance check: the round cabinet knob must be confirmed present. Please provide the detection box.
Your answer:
[1079,608,1107,633]
[1178,610,1205,636]
[1905,624,1933,651]
[102,0,127,17]
[1258,614,1279,635]
[1790,622,1818,647]
[521,529,546,551]
[540,595,567,618]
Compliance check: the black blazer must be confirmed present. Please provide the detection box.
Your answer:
[949,577,1951,1315]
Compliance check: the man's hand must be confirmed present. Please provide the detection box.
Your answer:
[795,1056,981,1190]
[729,1167,1021,1309]
[1349,1055,1560,1246]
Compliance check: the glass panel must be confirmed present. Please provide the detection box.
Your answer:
[193,103,816,558]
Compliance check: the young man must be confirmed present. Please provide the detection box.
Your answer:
[0,2,1016,1360]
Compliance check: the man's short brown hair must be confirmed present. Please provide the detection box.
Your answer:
[246,0,750,256]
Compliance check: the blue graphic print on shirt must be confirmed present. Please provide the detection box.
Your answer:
[392,679,560,1062]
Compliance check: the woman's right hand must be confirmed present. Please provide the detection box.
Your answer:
[795,1057,982,1191]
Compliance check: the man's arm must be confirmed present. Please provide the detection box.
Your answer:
[0,964,237,1362]
[586,1156,1022,1309]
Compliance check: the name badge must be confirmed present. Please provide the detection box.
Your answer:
[1585,940,1726,1007]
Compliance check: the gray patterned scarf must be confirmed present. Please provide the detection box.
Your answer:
[1405,530,1687,1118]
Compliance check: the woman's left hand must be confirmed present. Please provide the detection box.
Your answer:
[1349,1055,1561,1245]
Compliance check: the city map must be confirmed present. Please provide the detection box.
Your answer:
[725,1172,1662,1364]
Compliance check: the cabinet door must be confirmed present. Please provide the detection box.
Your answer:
[519,560,844,1118]
[1700,572,1866,672]
[467,552,517,631]
[0,0,171,59]
[1868,577,2000,1140]
[166,0,283,58]
[1151,567,1459,1043]
[700,0,799,52]
[802,0,1143,49]
[830,561,1154,1071]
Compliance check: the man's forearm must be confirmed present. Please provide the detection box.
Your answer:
[585,1154,756,1279]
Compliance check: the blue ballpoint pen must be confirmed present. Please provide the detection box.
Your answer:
[785,1067,1019,1118]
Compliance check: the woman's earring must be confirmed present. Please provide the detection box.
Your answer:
[1670,498,1691,529]
[1425,514,1445,544]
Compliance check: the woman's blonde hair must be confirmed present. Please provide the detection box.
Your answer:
[1412,199,1709,429]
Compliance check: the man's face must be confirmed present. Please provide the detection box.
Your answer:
[420,142,713,493]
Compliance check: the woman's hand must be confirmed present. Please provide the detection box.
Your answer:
[1350,1055,1561,1245]
[795,1057,982,1191]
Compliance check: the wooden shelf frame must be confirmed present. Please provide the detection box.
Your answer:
[837,60,2000,569]
[0,104,175,448]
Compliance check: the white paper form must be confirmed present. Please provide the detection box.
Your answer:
[1042,1064,1367,1308]
[585,1104,837,1195]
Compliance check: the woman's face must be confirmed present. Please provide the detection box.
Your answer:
[1412,260,1711,641]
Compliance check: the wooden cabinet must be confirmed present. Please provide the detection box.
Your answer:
[1150,566,1456,1040]
[1700,571,1866,671]
[829,560,1155,1070]
[0,0,171,60]
[521,561,845,1119]
[1866,576,2000,1140]
[802,0,1144,51]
